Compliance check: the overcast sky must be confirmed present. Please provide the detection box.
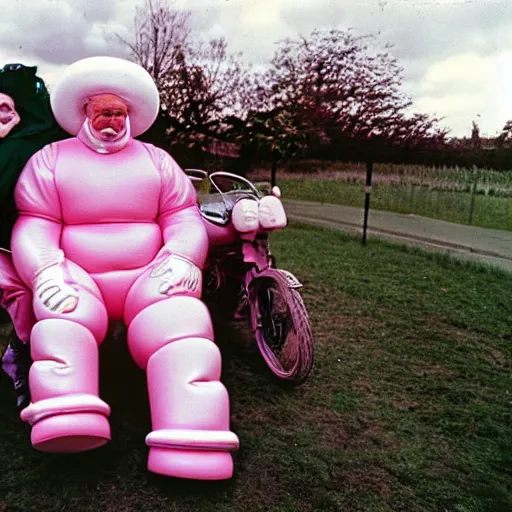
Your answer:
[1,0,510,138]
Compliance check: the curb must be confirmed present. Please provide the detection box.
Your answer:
[287,213,512,272]
[288,213,512,262]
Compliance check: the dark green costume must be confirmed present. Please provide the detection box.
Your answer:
[0,64,69,409]
[0,64,69,248]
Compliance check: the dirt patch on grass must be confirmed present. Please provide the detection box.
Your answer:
[345,421,398,452]
[478,346,506,368]
[351,379,375,393]
[301,407,350,448]
[392,400,420,411]
[328,464,392,499]
[410,360,457,378]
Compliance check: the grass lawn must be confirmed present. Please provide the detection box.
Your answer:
[1,222,512,511]
[249,160,512,231]
[276,179,512,232]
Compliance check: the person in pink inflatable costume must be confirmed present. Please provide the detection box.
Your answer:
[8,56,239,480]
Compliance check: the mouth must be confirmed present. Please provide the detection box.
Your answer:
[100,127,119,138]
[0,114,14,125]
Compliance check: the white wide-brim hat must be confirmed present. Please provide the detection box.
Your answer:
[50,56,159,137]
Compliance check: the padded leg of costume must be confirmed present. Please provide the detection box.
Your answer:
[0,243,35,410]
[20,276,111,453]
[126,296,239,480]
[2,331,31,409]
[0,251,36,342]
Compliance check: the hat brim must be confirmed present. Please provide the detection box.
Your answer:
[50,56,159,137]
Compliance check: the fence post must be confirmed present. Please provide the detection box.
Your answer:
[468,165,479,225]
[362,159,374,245]
[271,154,278,188]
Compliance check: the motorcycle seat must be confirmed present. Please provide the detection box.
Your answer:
[198,191,255,226]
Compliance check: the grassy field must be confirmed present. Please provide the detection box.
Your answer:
[249,161,512,231]
[1,222,512,511]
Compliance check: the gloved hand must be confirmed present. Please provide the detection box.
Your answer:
[34,264,79,314]
[149,254,202,296]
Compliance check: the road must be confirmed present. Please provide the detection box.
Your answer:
[283,199,512,273]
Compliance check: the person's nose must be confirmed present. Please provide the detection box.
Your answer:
[112,114,125,126]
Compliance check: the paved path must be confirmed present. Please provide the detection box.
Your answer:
[283,199,512,273]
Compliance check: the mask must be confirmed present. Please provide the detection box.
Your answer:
[85,94,129,142]
[0,93,21,138]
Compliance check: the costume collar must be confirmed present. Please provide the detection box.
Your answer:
[76,116,131,154]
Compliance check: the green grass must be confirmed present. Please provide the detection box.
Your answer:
[249,161,512,231]
[1,222,512,511]
[267,160,512,197]
[277,179,512,231]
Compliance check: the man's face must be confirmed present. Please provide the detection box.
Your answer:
[85,94,128,140]
[0,92,21,138]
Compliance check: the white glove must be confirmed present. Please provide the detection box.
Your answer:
[149,254,202,295]
[34,264,79,314]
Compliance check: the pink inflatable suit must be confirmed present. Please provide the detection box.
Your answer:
[6,56,239,480]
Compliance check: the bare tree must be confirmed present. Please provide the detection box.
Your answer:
[118,0,255,149]
[159,37,254,143]
[117,0,191,85]
[261,29,446,149]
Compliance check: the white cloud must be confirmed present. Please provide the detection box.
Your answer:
[0,0,511,137]
[415,51,512,137]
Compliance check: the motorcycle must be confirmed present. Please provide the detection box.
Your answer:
[185,169,314,385]
[1,169,315,410]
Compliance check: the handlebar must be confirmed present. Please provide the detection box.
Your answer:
[184,169,265,200]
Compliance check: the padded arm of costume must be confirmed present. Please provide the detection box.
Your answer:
[10,144,63,287]
[154,148,209,269]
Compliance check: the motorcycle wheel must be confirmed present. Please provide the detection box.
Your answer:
[248,271,314,385]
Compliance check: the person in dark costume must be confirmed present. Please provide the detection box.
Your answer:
[0,63,69,409]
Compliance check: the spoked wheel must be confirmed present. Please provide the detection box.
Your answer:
[248,271,314,385]
[202,263,246,322]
